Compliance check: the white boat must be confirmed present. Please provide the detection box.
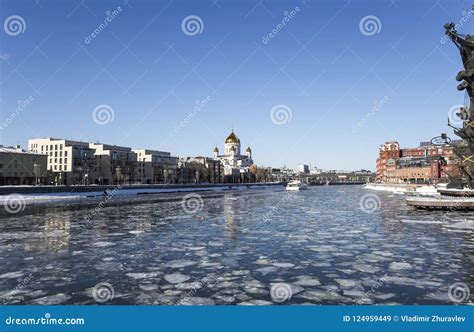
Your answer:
[286,180,307,191]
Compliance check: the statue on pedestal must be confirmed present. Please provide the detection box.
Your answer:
[444,22,474,188]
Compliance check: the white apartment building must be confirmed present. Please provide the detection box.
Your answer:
[28,138,96,185]
[28,138,179,186]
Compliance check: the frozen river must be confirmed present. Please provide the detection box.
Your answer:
[0,185,473,305]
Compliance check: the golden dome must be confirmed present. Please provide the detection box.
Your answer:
[246,146,251,152]
[213,146,219,152]
[225,131,240,144]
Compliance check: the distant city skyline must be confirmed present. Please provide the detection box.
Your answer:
[1,0,472,170]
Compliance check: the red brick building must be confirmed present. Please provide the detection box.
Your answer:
[375,141,462,184]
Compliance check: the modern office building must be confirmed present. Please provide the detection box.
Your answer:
[133,149,179,184]
[28,137,181,186]
[89,143,138,185]
[298,164,309,174]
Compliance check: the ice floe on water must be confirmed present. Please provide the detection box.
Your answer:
[255,266,278,276]
[272,262,295,268]
[126,272,161,279]
[335,279,360,288]
[164,273,191,284]
[0,185,472,305]
[389,262,412,271]
[178,297,215,305]
[0,271,24,279]
[31,293,71,304]
[400,219,445,224]
[293,276,321,287]
[444,221,474,230]
[164,260,197,268]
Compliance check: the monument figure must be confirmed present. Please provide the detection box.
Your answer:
[444,22,474,188]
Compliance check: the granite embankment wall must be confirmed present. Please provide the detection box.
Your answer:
[0,182,284,195]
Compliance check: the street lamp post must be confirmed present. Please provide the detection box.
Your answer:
[33,163,41,186]
[116,166,122,186]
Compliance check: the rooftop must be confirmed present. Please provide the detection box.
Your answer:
[0,145,42,155]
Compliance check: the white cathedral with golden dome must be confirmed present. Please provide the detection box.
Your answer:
[213,130,253,176]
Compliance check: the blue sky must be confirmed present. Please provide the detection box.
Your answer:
[0,0,472,170]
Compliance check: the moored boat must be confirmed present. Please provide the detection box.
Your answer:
[286,180,307,191]
[437,188,474,197]
[406,195,474,210]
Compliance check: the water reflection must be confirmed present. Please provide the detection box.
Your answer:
[223,194,239,240]
[24,208,71,253]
